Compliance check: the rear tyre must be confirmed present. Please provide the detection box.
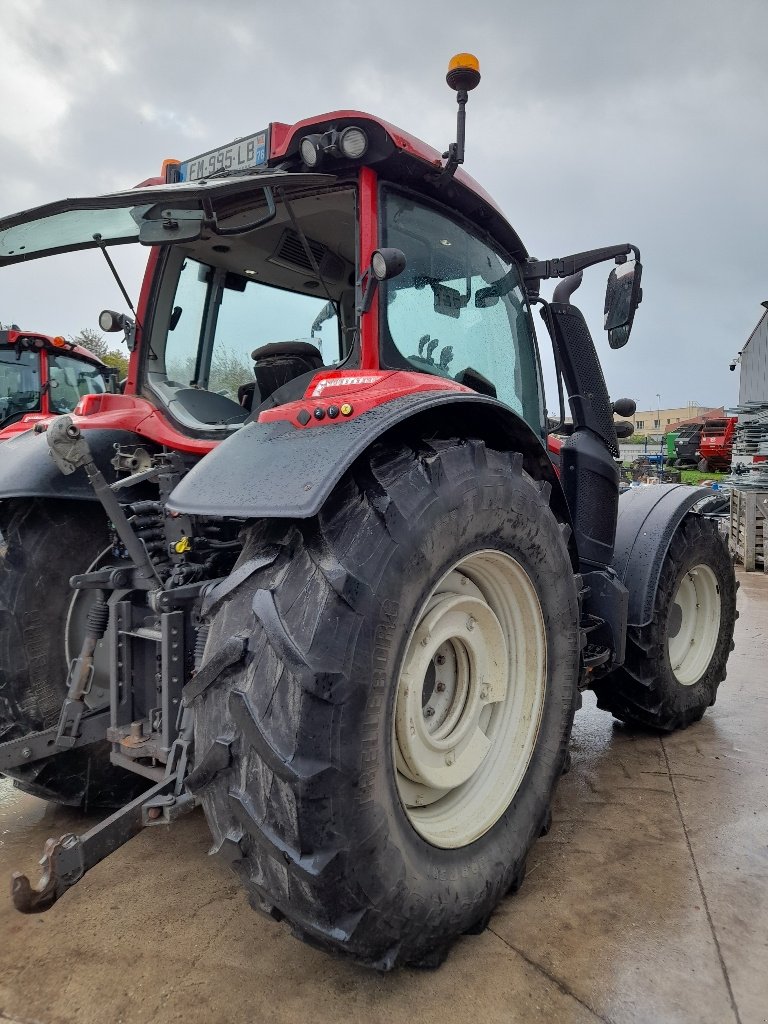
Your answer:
[593,515,736,731]
[0,499,146,808]
[698,458,709,473]
[192,438,580,969]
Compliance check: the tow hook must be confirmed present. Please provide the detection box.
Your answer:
[12,712,197,914]
[11,769,195,914]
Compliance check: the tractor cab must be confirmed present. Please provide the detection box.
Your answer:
[0,329,111,440]
[0,102,555,453]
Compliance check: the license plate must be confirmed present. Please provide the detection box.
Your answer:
[179,129,269,181]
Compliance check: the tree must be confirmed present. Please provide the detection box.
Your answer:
[208,345,253,400]
[167,344,252,400]
[70,328,111,360]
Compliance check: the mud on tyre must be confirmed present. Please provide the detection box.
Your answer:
[191,438,580,969]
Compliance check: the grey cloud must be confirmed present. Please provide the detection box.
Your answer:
[2,0,766,410]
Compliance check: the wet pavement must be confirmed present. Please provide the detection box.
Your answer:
[0,568,765,1024]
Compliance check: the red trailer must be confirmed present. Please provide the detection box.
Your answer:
[698,416,737,472]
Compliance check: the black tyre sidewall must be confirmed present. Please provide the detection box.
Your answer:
[0,499,109,734]
[656,518,735,716]
[346,479,578,934]
[594,515,736,730]
[0,498,146,808]
[197,441,580,961]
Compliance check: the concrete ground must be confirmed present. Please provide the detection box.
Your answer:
[0,569,765,1024]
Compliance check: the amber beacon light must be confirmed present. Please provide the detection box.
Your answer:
[441,53,481,179]
[446,53,481,92]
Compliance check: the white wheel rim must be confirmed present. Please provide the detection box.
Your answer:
[667,563,721,686]
[394,550,547,849]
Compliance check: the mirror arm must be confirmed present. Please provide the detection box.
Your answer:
[523,244,640,290]
[356,267,378,316]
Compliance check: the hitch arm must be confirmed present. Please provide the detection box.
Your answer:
[0,708,109,771]
[46,415,158,586]
[11,772,191,913]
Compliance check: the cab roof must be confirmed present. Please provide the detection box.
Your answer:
[0,329,106,366]
[269,111,528,261]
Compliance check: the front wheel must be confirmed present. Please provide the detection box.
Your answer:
[191,439,580,969]
[0,499,146,808]
[593,514,736,730]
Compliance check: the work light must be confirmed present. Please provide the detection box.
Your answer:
[338,126,368,160]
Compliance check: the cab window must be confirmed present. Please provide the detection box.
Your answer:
[48,353,106,413]
[380,190,543,432]
[147,186,357,432]
[0,348,40,425]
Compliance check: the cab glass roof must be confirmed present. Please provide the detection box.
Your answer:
[0,172,334,267]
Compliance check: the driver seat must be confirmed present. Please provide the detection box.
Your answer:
[238,341,324,410]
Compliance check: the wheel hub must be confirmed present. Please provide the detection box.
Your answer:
[667,563,722,686]
[394,552,547,849]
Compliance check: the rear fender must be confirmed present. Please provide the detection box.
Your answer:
[0,426,155,503]
[168,392,575,563]
[612,484,713,628]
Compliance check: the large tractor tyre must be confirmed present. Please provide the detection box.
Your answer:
[0,499,146,809]
[192,438,580,969]
[593,515,736,731]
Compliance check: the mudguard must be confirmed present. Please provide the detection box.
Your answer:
[612,484,713,628]
[168,391,572,535]
[0,425,153,502]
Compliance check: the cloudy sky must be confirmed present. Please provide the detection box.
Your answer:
[2,0,766,414]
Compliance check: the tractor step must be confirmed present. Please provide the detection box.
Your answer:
[582,643,611,669]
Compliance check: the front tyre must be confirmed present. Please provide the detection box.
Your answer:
[192,439,580,969]
[0,499,146,808]
[593,514,736,730]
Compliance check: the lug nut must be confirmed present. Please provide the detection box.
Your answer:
[21,747,32,760]
[436,654,446,665]
[424,706,435,718]
[436,681,446,692]
[466,616,476,631]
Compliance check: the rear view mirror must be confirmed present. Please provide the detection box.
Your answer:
[604,259,643,349]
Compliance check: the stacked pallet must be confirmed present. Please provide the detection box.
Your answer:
[730,488,768,571]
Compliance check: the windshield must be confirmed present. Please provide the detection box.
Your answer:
[146,186,357,431]
[380,190,543,432]
[47,353,106,413]
[0,348,40,426]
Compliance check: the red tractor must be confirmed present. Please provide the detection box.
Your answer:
[0,56,736,969]
[0,329,114,442]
